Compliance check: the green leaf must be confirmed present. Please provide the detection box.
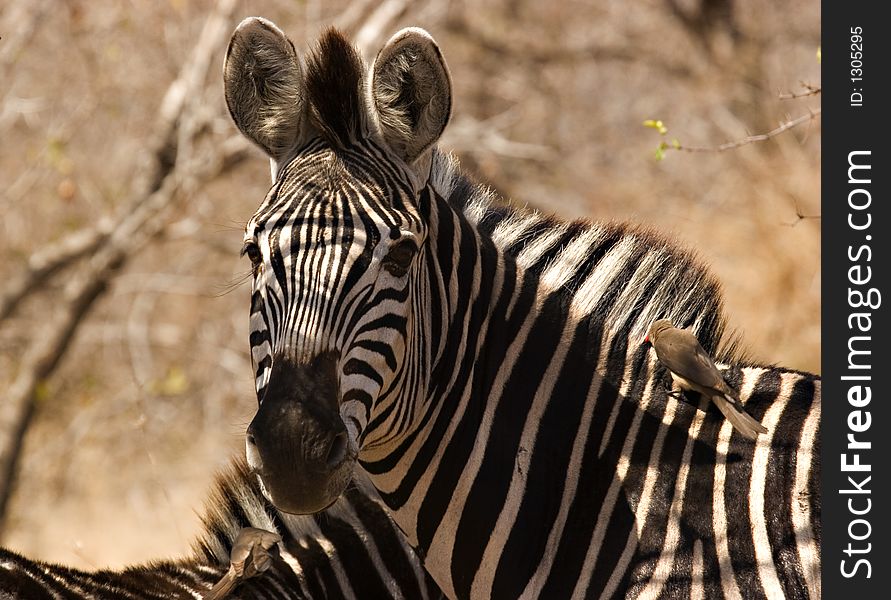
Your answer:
[643,119,668,135]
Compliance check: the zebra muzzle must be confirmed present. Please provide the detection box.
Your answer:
[245,352,356,514]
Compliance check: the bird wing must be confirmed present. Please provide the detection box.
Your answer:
[657,331,727,391]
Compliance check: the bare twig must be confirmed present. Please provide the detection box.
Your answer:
[0,260,110,524]
[0,1,51,70]
[333,0,381,35]
[0,135,249,529]
[673,108,821,153]
[782,195,821,226]
[779,83,821,100]
[0,221,112,321]
[0,1,52,130]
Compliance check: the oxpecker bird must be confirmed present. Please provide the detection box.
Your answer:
[645,319,768,440]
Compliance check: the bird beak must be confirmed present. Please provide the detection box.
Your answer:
[643,334,650,344]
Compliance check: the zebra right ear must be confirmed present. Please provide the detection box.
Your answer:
[224,17,306,166]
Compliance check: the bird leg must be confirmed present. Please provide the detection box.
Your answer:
[202,528,282,600]
[657,371,685,399]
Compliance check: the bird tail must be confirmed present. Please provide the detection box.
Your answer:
[712,394,769,440]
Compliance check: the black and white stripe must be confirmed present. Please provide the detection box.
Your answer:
[0,457,443,599]
[227,22,821,599]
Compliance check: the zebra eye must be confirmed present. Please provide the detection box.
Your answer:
[241,241,262,265]
[382,239,418,277]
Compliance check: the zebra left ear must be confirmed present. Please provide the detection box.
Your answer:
[370,28,452,167]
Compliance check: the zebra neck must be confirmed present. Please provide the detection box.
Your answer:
[358,183,610,489]
[359,187,523,453]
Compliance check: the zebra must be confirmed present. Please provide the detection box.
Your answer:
[0,456,443,599]
[224,17,821,599]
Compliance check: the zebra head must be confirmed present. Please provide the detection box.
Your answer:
[224,19,451,514]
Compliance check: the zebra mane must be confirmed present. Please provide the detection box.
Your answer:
[304,27,365,149]
[428,149,749,364]
[192,455,392,564]
[192,456,280,563]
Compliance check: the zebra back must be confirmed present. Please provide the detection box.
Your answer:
[429,152,822,599]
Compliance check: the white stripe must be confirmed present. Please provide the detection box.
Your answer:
[514,222,569,268]
[597,374,690,598]
[316,537,358,600]
[539,226,604,291]
[337,501,408,599]
[569,236,637,319]
[420,287,538,600]
[490,213,541,249]
[792,380,821,599]
[569,355,659,600]
[748,373,792,597]
[712,371,754,600]
[519,339,612,598]
[691,539,704,600]
[632,396,708,600]
[470,314,577,598]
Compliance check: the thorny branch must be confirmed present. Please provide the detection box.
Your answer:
[779,83,821,100]
[673,108,821,153]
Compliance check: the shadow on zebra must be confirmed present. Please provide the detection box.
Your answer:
[224,18,821,600]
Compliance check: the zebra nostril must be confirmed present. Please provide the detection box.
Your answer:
[246,432,257,447]
[326,431,349,469]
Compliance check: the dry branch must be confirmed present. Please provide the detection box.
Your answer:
[0,0,52,130]
[0,0,243,529]
[445,116,556,162]
[779,83,821,100]
[0,136,249,527]
[0,223,111,321]
[673,108,821,153]
[444,14,694,78]
[352,0,412,59]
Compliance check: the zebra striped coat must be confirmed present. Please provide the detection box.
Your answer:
[224,19,821,600]
[0,457,443,599]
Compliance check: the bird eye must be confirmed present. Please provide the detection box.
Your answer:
[382,239,418,277]
[241,241,262,265]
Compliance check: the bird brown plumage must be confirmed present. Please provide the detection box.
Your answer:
[645,319,768,440]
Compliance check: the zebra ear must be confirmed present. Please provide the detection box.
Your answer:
[224,17,306,165]
[370,28,452,166]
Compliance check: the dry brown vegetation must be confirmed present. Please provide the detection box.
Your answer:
[0,0,818,568]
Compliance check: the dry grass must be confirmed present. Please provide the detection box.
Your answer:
[0,0,818,568]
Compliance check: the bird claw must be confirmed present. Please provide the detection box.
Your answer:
[202,528,282,600]
[229,527,282,579]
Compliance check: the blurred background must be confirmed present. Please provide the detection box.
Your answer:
[0,0,819,568]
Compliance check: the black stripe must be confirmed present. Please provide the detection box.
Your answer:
[490,312,595,598]
[451,290,568,598]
